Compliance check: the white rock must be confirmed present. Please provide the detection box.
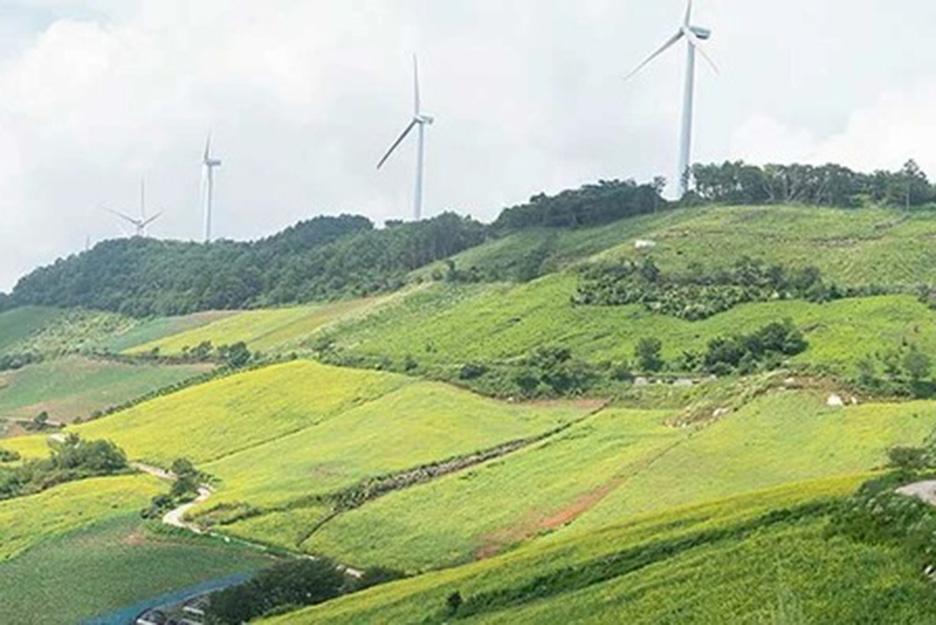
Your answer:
[827,394,845,408]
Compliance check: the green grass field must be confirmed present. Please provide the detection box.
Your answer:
[73,360,413,465]
[330,273,936,373]
[199,382,594,513]
[427,204,936,289]
[0,306,65,354]
[0,355,209,424]
[0,515,273,625]
[126,296,394,356]
[300,390,934,572]
[100,309,236,352]
[264,475,936,625]
[0,474,162,560]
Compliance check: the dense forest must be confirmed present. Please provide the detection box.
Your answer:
[3,160,935,317]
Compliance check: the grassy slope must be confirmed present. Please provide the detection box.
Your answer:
[101,309,235,352]
[126,296,394,356]
[303,390,935,572]
[73,361,412,465]
[0,474,162,560]
[437,204,936,288]
[0,306,64,353]
[0,515,272,625]
[331,274,936,371]
[200,383,593,512]
[265,476,934,625]
[0,355,209,423]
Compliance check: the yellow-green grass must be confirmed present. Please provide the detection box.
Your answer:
[127,296,391,356]
[0,306,64,354]
[0,515,273,625]
[426,204,936,289]
[569,390,936,533]
[0,355,209,424]
[596,204,936,288]
[101,309,236,352]
[263,476,880,624]
[0,474,162,560]
[296,408,682,571]
[199,383,594,513]
[72,360,413,465]
[331,273,936,372]
[301,391,933,572]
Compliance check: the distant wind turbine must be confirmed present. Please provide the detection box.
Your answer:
[105,179,161,237]
[377,55,434,221]
[624,0,716,198]
[202,134,222,243]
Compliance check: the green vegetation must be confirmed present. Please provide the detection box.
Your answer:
[0,473,161,560]
[99,309,236,352]
[9,213,487,316]
[125,296,392,356]
[0,306,65,354]
[0,434,128,501]
[0,355,209,424]
[0,515,272,625]
[300,391,934,571]
[325,274,936,377]
[263,476,936,625]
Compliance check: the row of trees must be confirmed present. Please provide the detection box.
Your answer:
[691,160,933,207]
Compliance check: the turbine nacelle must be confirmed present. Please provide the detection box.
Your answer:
[204,158,222,167]
[416,114,435,125]
[687,25,711,40]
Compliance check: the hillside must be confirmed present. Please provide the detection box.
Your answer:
[7,189,936,622]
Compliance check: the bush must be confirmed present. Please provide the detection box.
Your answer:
[206,559,347,624]
[356,567,407,590]
[0,449,20,463]
[635,338,664,373]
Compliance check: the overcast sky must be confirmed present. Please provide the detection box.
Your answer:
[2,0,936,291]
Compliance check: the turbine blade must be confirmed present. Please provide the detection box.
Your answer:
[624,30,684,82]
[684,0,693,26]
[105,207,140,226]
[377,119,418,169]
[413,54,421,115]
[204,134,212,163]
[142,212,162,227]
[685,28,719,74]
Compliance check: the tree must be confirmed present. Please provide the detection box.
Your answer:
[635,337,664,372]
[903,346,932,382]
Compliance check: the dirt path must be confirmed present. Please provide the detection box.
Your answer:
[897,480,936,505]
[132,462,363,577]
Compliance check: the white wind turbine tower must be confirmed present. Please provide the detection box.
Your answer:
[202,135,222,243]
[625,0,716,198]
[105,179,162,237]
[377,55,434,221]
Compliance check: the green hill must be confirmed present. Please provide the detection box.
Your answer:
[263,476,936,625]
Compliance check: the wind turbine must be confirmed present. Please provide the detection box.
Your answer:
[105,179,162,237]
[202,134,222,243]
[625,0,716,198]
[377,55,434,221]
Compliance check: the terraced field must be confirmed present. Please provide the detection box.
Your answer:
[0,355,209,425]
[126,296,395,356]
[100,309,235,352]
[264,475,936,625]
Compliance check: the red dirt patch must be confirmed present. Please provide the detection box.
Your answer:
[538,478,623,531]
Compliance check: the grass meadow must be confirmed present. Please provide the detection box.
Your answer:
[264,476,931,625]
[0,306,64,354]
[0,515,272,625]
[300,391,934,571]
[126,296,393,356]
[0,355,209,424]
